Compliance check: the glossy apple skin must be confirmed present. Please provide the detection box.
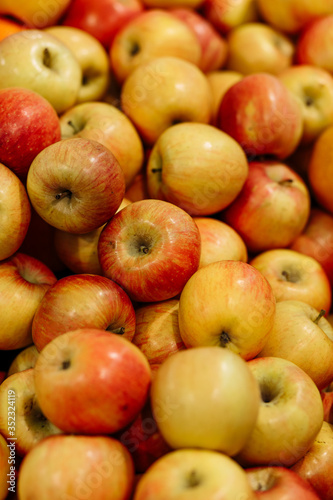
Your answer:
[202,0,258,34]
[0,433,10,500]
[32,273,136,352]
[0,163,31,262]
[34,329,152,434]
[296,15,333,73]
[17,434,135,500]
[0,88,60,178]
[98,199,201,303]
[217,73,303,160]
[206,69,243,125]
[291,421,333,500]
[308,125,333,216]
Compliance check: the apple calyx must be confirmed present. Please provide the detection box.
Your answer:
[255,470,276,492]
[129,40,140,57]
[313,309,326,325]
[43,48,52,69]
[187,469,201,488]
[55,190,72,201]
[280,268,300,283]
[24,396,49,429]
[219,330,231,347]
[260,381,280,405]
[61,360,71,370]
[107,326,126,335]
[279,179,294,187]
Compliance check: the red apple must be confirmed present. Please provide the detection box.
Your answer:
[308,125,333,215]
[202,0,258,34]
[296,15,333,73]
[321,391,333,424]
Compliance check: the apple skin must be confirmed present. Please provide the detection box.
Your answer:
[0,433,10,500]
[0,16,24,41]
[236,357,324,468]
[206,69,243,126]
[34,328,152,434]
[217,73,303,160]
[308,125,333,215]
[0,0,72,28]
[32,273,136,352]
[98,199,201,303]
[202,0,258,34]
[17,434,135,500]
[296,15,333,73]
[0,88,61,179]
[7,345,39,377]
[0,253,57,351]
[222,161,311,253]
[178,260,276,360]
[0,163,31,262]
[26,137,126,234]
[321,391,333,424]
[291,421,333,500]
[245,466,321,499]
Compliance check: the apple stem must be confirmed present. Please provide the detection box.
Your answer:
[43,48,51,68]
[279,179,293,187]
[187,470,200,488]
[55,190,72,201]
[219,330,230,347]
[313,309,326,324]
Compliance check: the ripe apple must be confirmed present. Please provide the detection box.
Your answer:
[0,88,61,179]
[0,0,72,28]
[134,449,257,500]
[178,260,276,360]
[236,357,324,467]
[296,15,333,73]
[222,160,311,253]
[141,0,205,8]
[0,30,82,114]
[7,345,39,377]
[308,125,333,215]
[26,137,126,234]
[322,391,333,424]
[0,16,24,41]
[0,433,10,500]
[0,163,31,262]
[257,300,333,390]
[98,199,201,302]
[150,346,260,455]
[0,253,57,351]
[146,122,249,216]
[121,56,212,146]
[203,0,258,34]
[125,171,150,203]
[206,69,243,125]
[34,328,151,434]
[32,273,136,352]
[250,248,332,314]
[17,434,135,500]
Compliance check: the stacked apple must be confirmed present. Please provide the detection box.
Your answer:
[1,0,333,499]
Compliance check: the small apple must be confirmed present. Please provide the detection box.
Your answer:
[7,345,39,377]
[202,0,258,34]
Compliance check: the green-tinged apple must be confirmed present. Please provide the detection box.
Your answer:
[297,16,333,73]
[17,434,134,500]
[0,163,31,262]
[0,253,56,351]
[222,161,311,253]
[0,88,61,179]
[146,122,249,216]
[178,260,276,360]
[169,8,228,72]
[32,273,136,352]
[150,346,260,454]
[0,369,62,456]
[217,73,303,160]
[257,300,333,390]
[26,137,125,234]
[246,466,321,499]
[203,0,258,34]
[45,26,110,103]
[0,0,72,28]
[236,357,324,467]
[34,328,151,434]
[121,56,212,146]
[134,449,256,500]
[206,70,243,125]
[98,199,201,302]
[0,30,82,114]
[193,217,248,267]
[7,345,39,377]
[110,9,202,84]
[60,102,144,187]
[0,433,10,500]
[226,23,294,75]
[279,65,333,144]
[291,421,333,500]
[308,125,333,214]
[132,299,185,365]
[250,249,332,314]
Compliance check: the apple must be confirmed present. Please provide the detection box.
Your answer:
[0,369,62,456]
[308,125,333,215]
[222,161,311,253]
[202,0,258,34]
[0,30,82,114]
[246,466,321,499]
[134,449,257,500]
[141,0,205,8]
[206,69,243,126]
[193,216,248,268]
[7,345,39,377]
[0,163,31,262]
[98,199,201,303]
[59,101,144,187]
[146,122,249,216]
[296,15,333,73]
[226,23,294,75]
[321,391,333,424]
[26,137,126,234]
[34,328,151,434]
[257,300,333,391]
[178,260,276,360]
[121,56,212,146]
[236,357,324,467]
[0,0,72,28]
[291,421,333,500]
[0,88,61,179]
[32,273,136,352]
[125,171,150,203]
[0,16,24,41]
[0,433,10,500]
[17,434,135,500]
[250,248,332,314]
[45,26,110,104]
[150,346,260,455]
[62,0,144,49]
[110,9,202,84]
[0,253,57,351]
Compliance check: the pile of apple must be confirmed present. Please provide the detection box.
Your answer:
[1,0,333,498]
